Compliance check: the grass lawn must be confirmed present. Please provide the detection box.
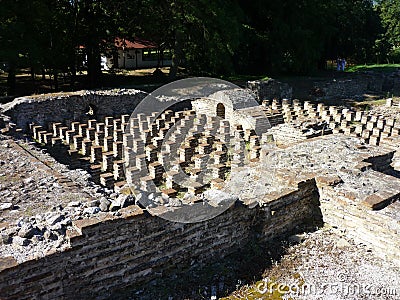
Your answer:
[346,63,400,73]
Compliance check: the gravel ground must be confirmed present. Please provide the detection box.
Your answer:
[227,225,400,300]
[133,224,400,300]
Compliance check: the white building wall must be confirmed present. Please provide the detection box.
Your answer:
[103,49,172,69]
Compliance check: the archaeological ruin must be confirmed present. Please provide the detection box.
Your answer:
[0,76,399,299]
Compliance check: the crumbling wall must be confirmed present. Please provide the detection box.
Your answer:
[247,79,293,101]
[314,71,400,100]
[317,78,369,100]
[0,179,321,300]
[1,90,147,131]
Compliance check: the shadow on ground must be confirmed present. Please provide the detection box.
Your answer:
[124,222,323,300]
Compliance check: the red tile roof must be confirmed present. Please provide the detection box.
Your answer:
[77,38,158,50]
[114,37,157,49]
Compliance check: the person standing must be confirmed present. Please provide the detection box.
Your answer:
[337,57,341,71]
[341,58,347,71]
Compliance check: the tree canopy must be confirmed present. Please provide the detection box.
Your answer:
[376,0,400,63]
[0,0,399,93]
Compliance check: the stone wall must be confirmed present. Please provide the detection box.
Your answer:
[317,176,400,266]
[318,78,368,100]
[192,98,272,133]
[0,179,321,300]
[1,89,147,132]
[314,71,400,100]
[247,79,293,101]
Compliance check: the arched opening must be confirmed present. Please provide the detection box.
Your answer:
[216,103,225,119]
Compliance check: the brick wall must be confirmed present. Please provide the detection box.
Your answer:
[0,179,321,300]
[318,182,400,266]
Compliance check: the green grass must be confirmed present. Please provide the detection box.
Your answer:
[346,64,400,73]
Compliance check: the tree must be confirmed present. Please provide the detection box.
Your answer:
[0,0,395,94]
[0,0,80,93]
[327,0,382,64]
[73,0,110,87]
[0,0,43,94]
[236,0,381,74]
[135,0,243,78]
[376,0,400,63]
[237,0,337,74]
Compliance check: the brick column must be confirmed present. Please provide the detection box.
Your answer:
[100,173,115,189]
[90,145,103,163]
[114,129,123,142]
[113,160,125,181]
[73,135,83,151]
[113,141,123,159]
[95,131,105,146]
[102,152,114,172]
[78,124,88,136]
[81,140,92,156]
[148,162,163,184]
[103,137,113,152]
[52,123,63,137]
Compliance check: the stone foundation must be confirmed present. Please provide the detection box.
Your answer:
[0,179,321,299]
[1,85,400,299]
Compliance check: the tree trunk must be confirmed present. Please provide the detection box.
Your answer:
[54,71,59,91]
[30,66,37,93]
[7,63,16,96]
[70,63,76,90]
[30,67,35,81]
[157,48,161,68]
[87,44,102,88]
[169,29,184,80]
[317,57,327,70]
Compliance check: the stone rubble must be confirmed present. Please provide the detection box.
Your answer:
[0,134,141,262]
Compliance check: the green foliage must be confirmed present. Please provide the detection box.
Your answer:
[235,0,382,74]
[377,0,400,46]
[388,47,400,63]
[346,63,400,72]
[137,0,243,76]
[0,0,399,92]
[374,0,400,63]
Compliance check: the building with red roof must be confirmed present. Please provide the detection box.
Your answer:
[102,38,172,70]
